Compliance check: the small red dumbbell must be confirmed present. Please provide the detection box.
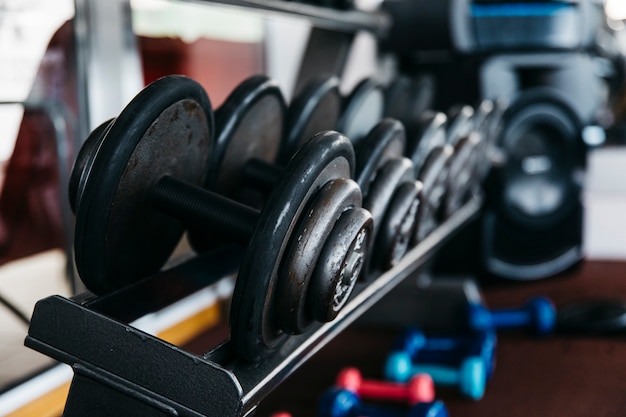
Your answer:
[336,367,435,405]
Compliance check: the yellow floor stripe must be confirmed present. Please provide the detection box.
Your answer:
[5,303,221,417]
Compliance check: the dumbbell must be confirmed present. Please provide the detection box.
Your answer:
[385,352,486,400]
[277,75,342,165]
[394,328,497,379]
[69,75,372,362]
[442,131,481,219]
[319,388,449,417]
[337,77,385,147]
[404,111,447,178]
[445,104,474,147]
[354,119,421,271]
[411,143,453,244]
[468,296,556,336]
[384,74,435,135]
[336,367,435,405]
[178,75,373,334]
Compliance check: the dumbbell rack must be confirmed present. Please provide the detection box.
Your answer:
[25,193,482,417]
[24,2,483,416]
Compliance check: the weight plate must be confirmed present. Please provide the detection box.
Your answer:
[384,74,435,129]
[277,178,362,334]
[363,157,415,246]
[337,78,385,146]
[308,207,373,323]
[406,110,447,177]
[414,145,454,243]
[68,118,114,214]
[74,75,214,294]
[230,130,355,362]
[355,118,406,195]
[209,75,286,197]
[446,104,474,147]
[443,134,480,219]
[374,180,422,270]
[278,75,341,165]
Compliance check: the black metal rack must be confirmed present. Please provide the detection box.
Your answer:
[186,0,391,36]
[25,194,482,417]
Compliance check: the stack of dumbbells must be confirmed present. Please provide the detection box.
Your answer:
[70,72,504,364]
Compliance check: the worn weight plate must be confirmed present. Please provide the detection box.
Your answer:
[406,110,447,177]
[230,130,355,362]
[337,77,385,146]
[374,180,422,270]
[208,74,286,197]
[74,75,214,294]
[446,104,474,147]
[308,207,373,323]
[68,118,114,214]
[413,144,454,244]
[355,118,406,195]
[363,157,415,245]
[276,177,362,334]
[278,75,341,165]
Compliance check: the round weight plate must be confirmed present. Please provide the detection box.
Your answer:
[209,75,286,197]
[308,207,373,323]
[277,177,362,334]
[230,130,355,362]
[374,180,422,270]
[406,110,447,177]
[446,104,474,147]
[414,145,454,243]
[68,118,114,214]
[278,75,341,165]
[337,78,385,146]
[74,75,214,294]
[364,157,415,241]
[355,118,406,194]
[443,134,480,219]
[384,74,435,128]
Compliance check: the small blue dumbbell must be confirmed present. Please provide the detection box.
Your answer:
[318,388,449,417]
[385,351,486,400]
[395,328,497,379]
[468,296,556,335]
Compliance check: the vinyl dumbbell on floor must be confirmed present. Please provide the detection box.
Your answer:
[70,75,373,362]
[354,119,421,271]
[394,327,497,379]
[318,388,449,417]
[385,352,487,400]
[468,296,556,336]
[336,367,435,405]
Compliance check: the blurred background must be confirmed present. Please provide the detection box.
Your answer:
[0,0,625,414]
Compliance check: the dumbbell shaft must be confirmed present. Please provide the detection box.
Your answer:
[241,157,283,192]
[153,175,258,244]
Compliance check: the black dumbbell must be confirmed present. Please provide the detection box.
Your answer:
[384,74,436,134]
[446,104,474,147]
[183,74,373,336]
[404,110,447,178]
[70,75,373,362]
[277,75,342,166]
[411,143,453,243]
[337,77,385,147]
[442,133,481,219]
[355,119,421,271]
